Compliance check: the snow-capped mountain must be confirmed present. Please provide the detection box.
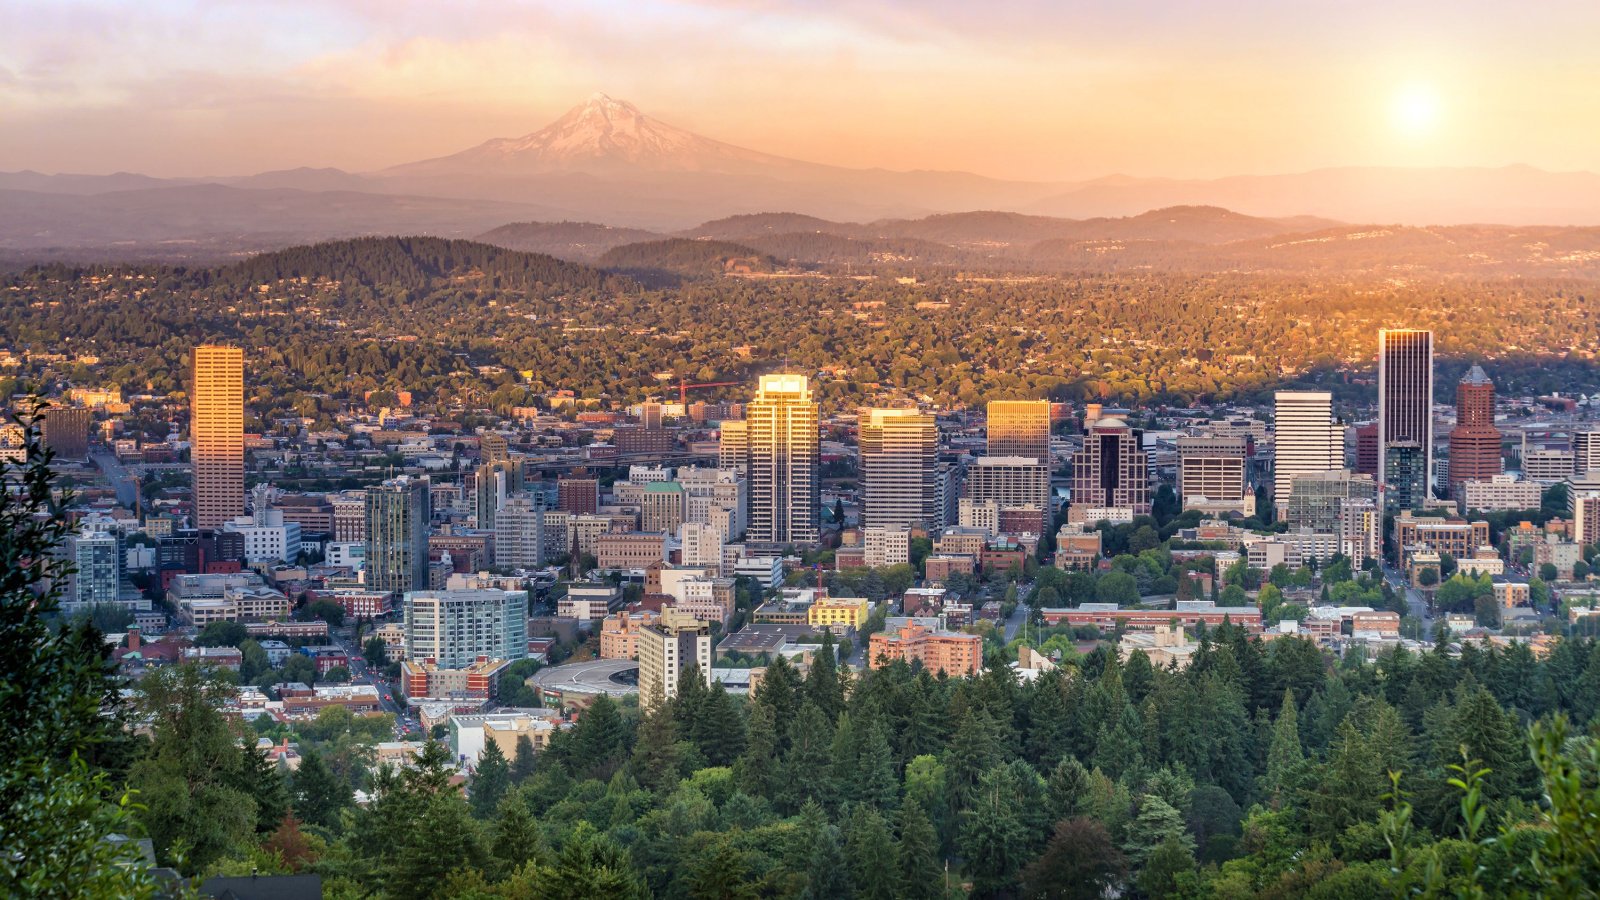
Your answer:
[382,93,807,176]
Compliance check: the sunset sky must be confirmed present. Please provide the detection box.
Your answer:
[4,0,1598,181]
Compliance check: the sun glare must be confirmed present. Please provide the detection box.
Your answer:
[1391,83,1441,137]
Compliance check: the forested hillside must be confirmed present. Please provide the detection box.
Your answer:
[5,247,1600,424]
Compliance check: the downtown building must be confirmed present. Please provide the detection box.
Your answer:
[986,400,1051,466]
[366,475,432,595]
[860,408,943,530]
[191,344,245,530]
[1070,415,1150,521]
[965,456,1052,535]
[1378,329,1435,509]
[403,588,528,668]
[493,495,545,569]
[637,609,712,706]
[744,374,820,547]
[1447,365,1502,499]
[1272,391,1343,515]
[1176,435,1252,515]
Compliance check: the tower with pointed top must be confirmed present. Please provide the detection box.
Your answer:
[1448,365,1502,499]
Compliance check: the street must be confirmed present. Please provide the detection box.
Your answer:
[1382,565,1434,640]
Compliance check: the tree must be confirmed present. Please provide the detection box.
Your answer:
[128,665,260,871]
[363,636,388,668]
[691,682,746,767]
[1096,571,1140,605]
[1418,567,1439,588]
[322,665,351,683]
[0,422,159,896]
[471,739,512,818]
[961,780,1031,897]
[896,799,944,900]
[844,808,900,900]
[685,837,759,900]
[1136,833,1195,898]
[281,653,317,685]
[292,747,350,828]
[1541,563,1559,582]
[196,620,248,647]
[1122,795,1193,872]
[630,698,682,794]
[510,734,537,783]
[489,790,544,879]
[1263,689,1303,805]
[1019,818,1127,900]
[238,638,270,681]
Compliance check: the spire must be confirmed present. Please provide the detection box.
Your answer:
[1459,365,1492,386]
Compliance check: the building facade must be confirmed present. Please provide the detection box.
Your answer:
[191,344,245,530]
[1448,365,1503,499]
[403,588,528,668]
[1378,329,1435,505]
[986,399,1051,466]
[744,374,820,546]
[860,408,942,530]
[365,476,431,594]
[1070,416,1150,517]
[1273,391,1343,514]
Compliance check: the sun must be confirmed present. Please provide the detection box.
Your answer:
[1390,84,1441,138]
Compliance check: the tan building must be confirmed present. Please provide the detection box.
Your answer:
[1394,512,1491,564]
[868,623,983,677]
[745,374,820,546]
[863,524,911,568]
[596,531,667,571]
[599,610,660,659]
[986,400,1051,465]
[192,344,245,529]
[637,609,711,705]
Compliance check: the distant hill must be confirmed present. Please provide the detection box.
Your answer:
[475,221,664,261]
[597,238,776,285]
[219,236,626,293]
[680,212,853,241]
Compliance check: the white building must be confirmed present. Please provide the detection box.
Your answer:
[222,507,303,564]
[404,589,528,667]
[863,524,912,569]
[1461,474,1541,513]
[1273,391,1342,514]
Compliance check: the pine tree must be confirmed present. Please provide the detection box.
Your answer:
[857,719,900,811]
[960,779,1030,897]
[510,734,537,783]
[292,746,350,828]
[471,739,512,818]
[233,744,290,834]
[734,701,779,800]
[630,699,682,794]
[388,784,486,899]
[796,801,853,900]
[685,838,759,900]
[1263,688,1303,805]
[489,790,543,880]
[752,654,801,749]
[575,694,627,780]
[1046,756,1092,823]
[1135,832,1196,898]
[895,798,943,900]
[945,705,1003,813]
[844,807,900,900]
[781,701,835,811]
[691,681,746,767]
[1122,794,1193,871]
[806,630,845,723]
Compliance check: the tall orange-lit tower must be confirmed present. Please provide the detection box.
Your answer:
[192,344,245,530]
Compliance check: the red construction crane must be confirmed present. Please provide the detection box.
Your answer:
[678,379,740,404]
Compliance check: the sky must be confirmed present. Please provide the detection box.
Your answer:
[3,0,1599,181]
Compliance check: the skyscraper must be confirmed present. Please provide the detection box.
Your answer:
[744,374,819,546]
[366,475,431,594]
[1448,365,1502,499]
[718,420,748,474]
[1378,329,1435,505]
[404,589,528,667]
[1273,391,1343,514]
[986,400,1051,466]
[191,344,245,530]
[40,406,92,459]
[1070,415,1150,517]
[860,408,941,530]
[493,494,545,569]
[474,458,523,530]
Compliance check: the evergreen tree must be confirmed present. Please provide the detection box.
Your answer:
[1263,688,1303,805]
[1046,756,1093,823]
[128,665,259,871]
[945,705,1004,813]
[781,701,835,811]
[1136,833,1196,898]
[630,699,682,794]
[575,694,628,780]
[233,744,290,834]
[691,681,747,767]
[844,807,900,900]
[1122,795,1193,871]
[896,798,945,900]
[806,630,846,723]
[857,719,900,811]
[685,837,759,900]
[510,734,537,783]
[795,801,853,900]
[489,789,544,880]
[961,779,1030,897]
[389,790,484,899]
[292,746,350,828]
[733,701,780,800]
[471,739,512,818]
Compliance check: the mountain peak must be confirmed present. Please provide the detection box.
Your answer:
[382,94,798,177]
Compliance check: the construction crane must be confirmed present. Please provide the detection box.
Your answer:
[678,379,740,404]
